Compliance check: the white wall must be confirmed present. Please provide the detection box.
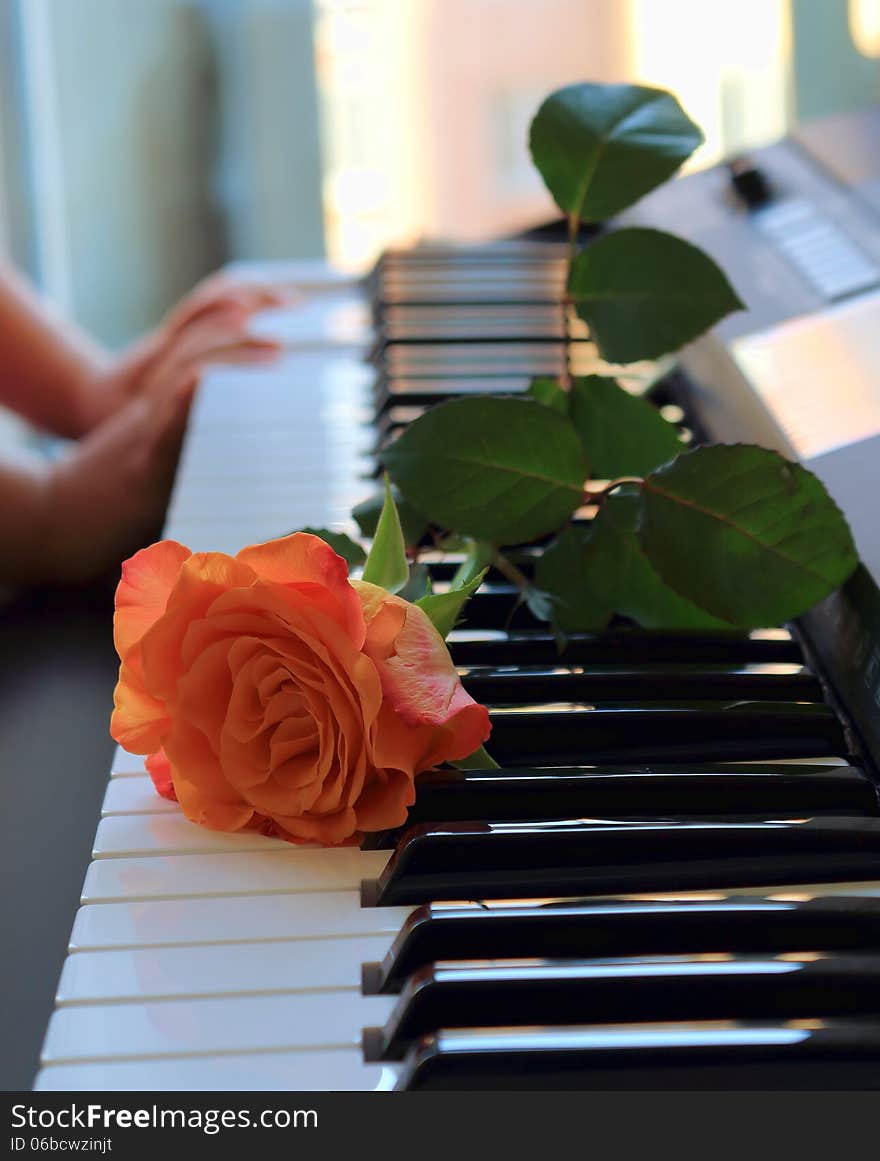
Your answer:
[204,0,325,261]
[18,0,224,346]
[13,0,325,348]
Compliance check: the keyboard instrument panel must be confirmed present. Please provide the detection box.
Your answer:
[34,108,880,1090]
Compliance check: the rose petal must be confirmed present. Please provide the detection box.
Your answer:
[110,656,170,755]
[165,720,255,832]
[114,540,192,660]
[144,749,177,800]
[357,581,490,732]
[237,533,365,648]
[139,552,258,706]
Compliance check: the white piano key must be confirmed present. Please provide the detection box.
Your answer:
[36,293,404,1092]
[165,509,361,536]
[160,524,364,558]
[179,419,368,445]
[225,257,358,287]
[101,777,178,816]
[93,814,292,858]
[162,514,361,552]
[42,990,396,1063]
[81,849,390,903]
[70,891,409,951]
[57,934,394,1005]
[247,295,371,347]
[167,491,369,523]
[110,746,147,777]
[36,1049,390,1091]
[169,478,369,501]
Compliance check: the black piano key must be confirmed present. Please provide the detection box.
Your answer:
[485,701,846,764]
[459,662,823,703]
[447,629,803,667]
[380,342,573,375]
[394,1020,880,1090]
[363,816,880,906]
[374,376,534,411]
[365,953,880,1061]
[373,323,574,349]
[374,285,565,309]
[365,894,880,993]
[422,555,537,584]
[362,763,877,849]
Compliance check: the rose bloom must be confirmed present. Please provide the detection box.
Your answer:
[111,533,490,845]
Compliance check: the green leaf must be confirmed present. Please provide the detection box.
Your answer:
[528,82,703,222]
[449,744,500,770]
[568,228,743,363]
[450,540,495,589]
[297,527,366,569]
[535,524,615,633]
[352,486,428,548]
[416,569,487,638]
[536,494,728,632]
[569,376,683,477]
[398,563,431,603]
[528,376,569,414]
[361,476,409,594]
[522,583,558,625]
[638,444,860,627]
[381,396,588,545]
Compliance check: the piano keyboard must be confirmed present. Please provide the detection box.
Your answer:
[35,247,880,1091]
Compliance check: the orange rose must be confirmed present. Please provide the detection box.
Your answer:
[111,533,490,845]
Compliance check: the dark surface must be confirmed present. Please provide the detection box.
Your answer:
[0,584,118,1090]
[367,816,880,906]
[367,896,880,993]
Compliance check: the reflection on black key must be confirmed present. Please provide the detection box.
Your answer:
[363,816,880,906]
[365,953,880,1061]
[365,894,880,992]
[364,764,875,850]
[447,629,802,667]
[394,1019,880,1090]
[460,663,823,702]
[485,701,845,764]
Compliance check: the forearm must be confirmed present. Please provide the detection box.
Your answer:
[0,264,111,438]
[0,400,183,587]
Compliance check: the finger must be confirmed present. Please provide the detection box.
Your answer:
[165,281,296,335]
[144,335,282,408]
[151,305,268,367]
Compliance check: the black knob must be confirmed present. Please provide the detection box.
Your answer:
[728,156,772,209]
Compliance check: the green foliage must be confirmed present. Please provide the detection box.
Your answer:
[450,541,495,589]
[380,396,588,545]
[528,376,569,413]
[352,485,428,548]
[639,445,860,626]
[534,524,615,633]
[417,569,487,639]
[448,745,500,770]
[569,376,683,477]
[536,494,725,632]
[568,228,743,362]
[298,528,366,568]
[330,83,861,650]
[529,82,703,222]
[398,563,431,602]
[361,476,409,594]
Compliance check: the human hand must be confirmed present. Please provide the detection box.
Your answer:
[160,269,297,338]
[30,301,287,583]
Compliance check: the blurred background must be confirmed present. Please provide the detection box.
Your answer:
[2,0,880,1093]
[0,0,879,352]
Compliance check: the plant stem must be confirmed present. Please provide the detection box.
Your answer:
[589,476,645,505]
[492,549,532,595]
[559,213,582,392]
